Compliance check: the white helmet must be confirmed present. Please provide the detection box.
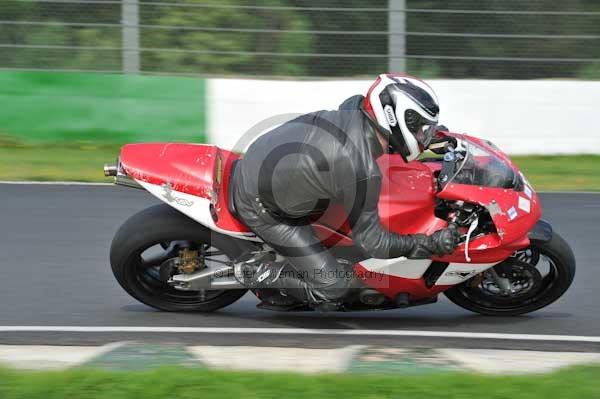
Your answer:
[364,73,440,161]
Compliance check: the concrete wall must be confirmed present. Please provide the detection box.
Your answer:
[207,78,600,155]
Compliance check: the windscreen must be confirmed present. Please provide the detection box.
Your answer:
[447,140,520,189]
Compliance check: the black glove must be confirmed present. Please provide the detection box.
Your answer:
[407,226,461,259]
[428,132,457,155]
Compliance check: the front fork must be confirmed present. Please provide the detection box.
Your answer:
[480,219,551,295]
[488,267,513,295]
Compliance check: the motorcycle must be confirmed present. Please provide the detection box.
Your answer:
[104,131,575,315]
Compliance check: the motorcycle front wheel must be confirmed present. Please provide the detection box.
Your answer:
[110,204,249,312]
[444,231,575,316]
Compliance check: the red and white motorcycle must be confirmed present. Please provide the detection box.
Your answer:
[105,131,575,315]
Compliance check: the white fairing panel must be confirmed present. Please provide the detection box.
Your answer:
[359,257,432,279]
[359,256,500,286]
[137,180,259,241]
[435,262,499,286]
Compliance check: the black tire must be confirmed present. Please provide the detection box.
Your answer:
[110,204,250,312]
[444,231,575,316]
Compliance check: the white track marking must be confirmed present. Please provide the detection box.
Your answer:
[0,342,124,370]
[189,345,364,373]
[438,348,600,374]
[1,327,600,343]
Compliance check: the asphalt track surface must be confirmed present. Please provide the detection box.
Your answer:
[0,184,599,351]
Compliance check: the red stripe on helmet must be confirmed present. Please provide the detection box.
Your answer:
[363,75,381,119]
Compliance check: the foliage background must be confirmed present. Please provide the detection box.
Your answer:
[2,0,600,79]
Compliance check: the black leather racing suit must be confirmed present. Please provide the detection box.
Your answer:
[233,95,422,303]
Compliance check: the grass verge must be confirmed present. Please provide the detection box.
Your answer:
[0,142,122,182]
[1,366,599,399]
[0,142,598,191]
[512,155,600,192]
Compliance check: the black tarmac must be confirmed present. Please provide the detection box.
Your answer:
[0,184,598,350]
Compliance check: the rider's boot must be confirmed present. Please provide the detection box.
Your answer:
[233,252,284,288]
[233,254,303,309]
[255,290,306,311]
[233,253,352,312]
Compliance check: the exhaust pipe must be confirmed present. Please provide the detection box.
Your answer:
[170,265,245,290]
[103,159,143,190]
[104,163,118,177]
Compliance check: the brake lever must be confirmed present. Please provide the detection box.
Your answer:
[464,217,479,263]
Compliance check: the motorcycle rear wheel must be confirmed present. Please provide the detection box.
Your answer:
[110,204,249,312]
[444,231,575,316]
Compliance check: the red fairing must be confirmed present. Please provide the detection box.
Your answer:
[435,183,540,263]
[377,155,447,235]
[214,150,252,233]
[120,143,220,199]
[433,235,516,264]
[120,143,251,234]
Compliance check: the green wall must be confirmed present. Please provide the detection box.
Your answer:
[0,71,206,144]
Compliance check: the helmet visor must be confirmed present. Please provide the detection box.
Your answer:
[405,110,437,150]
[415,123,437,150]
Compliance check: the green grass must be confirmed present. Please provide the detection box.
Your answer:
[0,71,206,143]
[0,142,122,182]
[0,142,598,191]
[512,155,600,191]
[1,366,599,399]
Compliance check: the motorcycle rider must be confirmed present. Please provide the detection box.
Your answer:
[232,73,461,310]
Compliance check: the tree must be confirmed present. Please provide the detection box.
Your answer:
[0,1,121,71]
[140,0,314,76]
